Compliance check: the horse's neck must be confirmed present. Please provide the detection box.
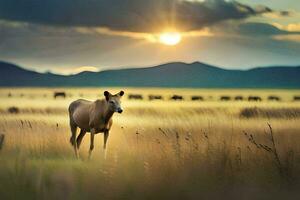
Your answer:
[98,100,114,124]
[103,108,114,124]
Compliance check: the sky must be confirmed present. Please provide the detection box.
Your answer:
[0,0,299,74]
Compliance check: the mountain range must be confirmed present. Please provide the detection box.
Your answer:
[0,61,299,88]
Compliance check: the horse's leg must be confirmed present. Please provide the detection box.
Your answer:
[70,122,78,158]
[103,130,109,160]
[76,129,86,149]
[88,129,95,159]
[103,130,109,149]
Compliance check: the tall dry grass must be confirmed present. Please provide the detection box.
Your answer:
[0,88,300,200]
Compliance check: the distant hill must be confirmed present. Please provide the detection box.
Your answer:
[0,61,300,88]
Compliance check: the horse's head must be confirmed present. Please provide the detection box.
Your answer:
[104,91,124,113]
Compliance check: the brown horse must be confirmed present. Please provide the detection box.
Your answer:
[68,90,124,158]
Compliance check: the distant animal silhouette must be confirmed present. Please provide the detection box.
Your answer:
[294,96,300,101]
[268,96,281,101]
[234,96,243,101]
[170,95,183,101]
[68,90,124,158]
[149,95,163,100]
[54,92,66,99]
[191,96,204,101]
[248,96,262,101]
[128,94,143,100]
[220,96,231,101]
[8,106,19,114]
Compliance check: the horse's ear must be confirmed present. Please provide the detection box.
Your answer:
[119,91,124,97]
[104,91,110,101]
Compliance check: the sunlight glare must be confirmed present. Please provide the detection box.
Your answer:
[159,32,182,46]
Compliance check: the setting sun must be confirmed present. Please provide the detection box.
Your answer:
[159,32,182,46]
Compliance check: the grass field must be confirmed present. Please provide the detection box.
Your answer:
[0,88,300,200]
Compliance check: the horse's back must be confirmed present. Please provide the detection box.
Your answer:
[69,99,93,130]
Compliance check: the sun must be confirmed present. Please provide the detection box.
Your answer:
[159,32,182,46]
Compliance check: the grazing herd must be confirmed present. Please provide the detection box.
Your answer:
[128,93,297,102]
[5,91,300,102]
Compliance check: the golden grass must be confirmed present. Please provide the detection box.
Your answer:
[0,88,300,200]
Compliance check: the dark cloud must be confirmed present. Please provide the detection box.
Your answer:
[237,22,300,36]
[0,0,274,32]
[280,11,290,16]
[238,22,288,36]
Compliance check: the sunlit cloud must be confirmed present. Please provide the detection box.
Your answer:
[273,34,300,43]
[74,26,213,44]
[75,27,157,42]
[1,18,213,45]
[181,28,213,37]
[272,22,300,32]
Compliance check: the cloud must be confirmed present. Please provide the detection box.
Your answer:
[0,0,298,71]
[225,22,300,43]
[74,26,213,43]
[263,11,291,19]
[273,34,300,43]
[273,22,300,32]
[0,0,275,33]
[237,22,289,36]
